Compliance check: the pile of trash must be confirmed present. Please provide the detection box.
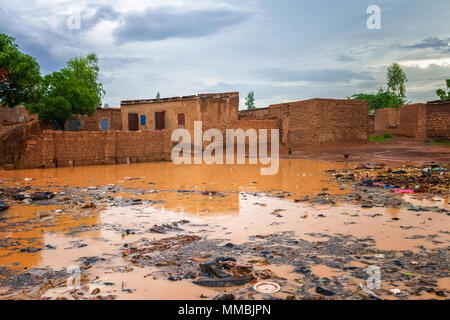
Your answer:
[0,200,8,212]
[333,164,449,195]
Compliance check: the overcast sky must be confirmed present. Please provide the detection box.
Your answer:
[1,0,449,108]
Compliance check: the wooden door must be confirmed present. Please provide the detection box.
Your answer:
[155,111,165,130]
[128,113,139,131]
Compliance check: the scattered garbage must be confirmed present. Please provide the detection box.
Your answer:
[253,281,281,294]
[31,192,54,201]
[149,220,189,234]
[394,189,414,195]
[315,286,335,296]
[0,201,8,212]
[389,288,401,295]
[333,164,449,195]
[193,277,253,288]
[359,283,381,300]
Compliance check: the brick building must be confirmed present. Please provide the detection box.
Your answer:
[0,105,37,126]
[426,100,450,141]
[374,101,450,141]
[120,92,239,136]
[65,107,122,131]
[239,98,370,148]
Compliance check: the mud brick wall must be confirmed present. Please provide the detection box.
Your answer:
[239,105,289,145]
[239,100,368,147]
[238,108,271,120]
[369,117,375,134]
[225,120,279,146]
[374,104,427,140]
[374,108,401,132]
[0,106,37,125]
[17,130,172,169]
[426,102,450,140]
[76,108,122,131]
[397,104,427,140]
[199,93,239,130]
[115,130,172,164]
[285,99,369,147]
[0,120,42,167]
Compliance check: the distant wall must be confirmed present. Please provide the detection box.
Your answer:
[0,106,37,125]
[67,108,123,131]
[426,101,450,140]
[374,104,427,140]
[239,99,369,147]
[287,99,369,146]
[16,130,172,169]
[200,93,239,130]
[374,108,401,132]
[239,108,271,120]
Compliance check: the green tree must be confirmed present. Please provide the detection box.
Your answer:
[156,92,160,99]
[28,53,105,129]
[0,34,42,108]
[387,62,407,98]
[436,79,450,100]
[245,91,256,110]
[350,63,409,114]
[350,88,406,114]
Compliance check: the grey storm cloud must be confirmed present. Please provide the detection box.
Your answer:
[403,37,450,51]
[256,68,374,84]
[0,7,70,73]
[80,5,121,30]
[112,6,250,43]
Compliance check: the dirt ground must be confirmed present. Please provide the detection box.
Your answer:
[0,139,449,300]
[288,137,450,165]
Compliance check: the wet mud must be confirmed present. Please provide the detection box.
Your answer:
[0,160,448,300]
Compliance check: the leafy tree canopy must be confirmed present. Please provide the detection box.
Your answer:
[245,91,256,110]
[350,63,408,114]
[350,88,407,114]
[436,79,450,101]
[0,34,41,108]
[28,53,105,128]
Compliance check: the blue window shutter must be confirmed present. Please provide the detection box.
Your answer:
[141,115,146,126]
[100,119,109,130]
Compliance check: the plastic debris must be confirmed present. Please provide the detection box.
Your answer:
[253,281,281,294]
[389,288,401,295]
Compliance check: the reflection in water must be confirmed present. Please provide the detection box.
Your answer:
[0,159,348,197]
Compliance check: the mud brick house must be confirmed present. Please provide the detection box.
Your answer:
[120,92,240,135]
[64,107,122,131]
[374,101,450,141]
[239,98,370,148]
[0,105,37,126]
[374,104,427,140]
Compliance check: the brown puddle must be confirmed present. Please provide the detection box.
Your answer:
[0,159,449,300]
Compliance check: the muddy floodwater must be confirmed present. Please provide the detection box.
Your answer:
[0,159,448,300]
